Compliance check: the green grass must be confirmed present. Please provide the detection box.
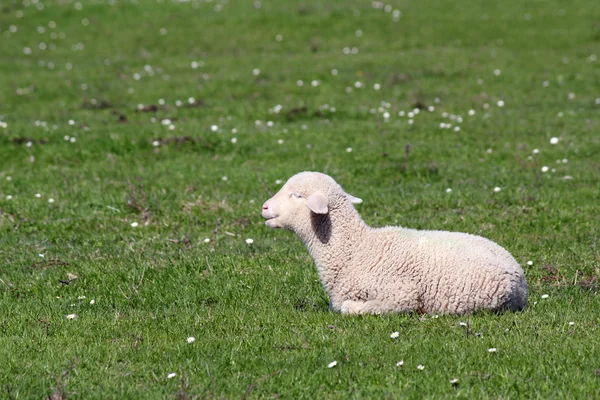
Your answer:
[1,0,599,398]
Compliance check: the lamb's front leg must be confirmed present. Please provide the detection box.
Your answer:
[340,299,387,315]
[340,289,421,315]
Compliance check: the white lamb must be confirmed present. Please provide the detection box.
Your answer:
[261,172,528,315]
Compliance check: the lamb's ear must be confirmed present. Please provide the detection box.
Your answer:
[347,193,363,205]
[306,192,328,214]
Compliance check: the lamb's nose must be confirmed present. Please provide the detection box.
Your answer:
[262,203,269,210]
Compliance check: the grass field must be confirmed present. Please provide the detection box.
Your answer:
[1,0,599,398]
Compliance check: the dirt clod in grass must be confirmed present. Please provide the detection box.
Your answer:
[389,72,410,86]
[47,358,79,400]
[412,100,427,110]
[284,106,331,121]
[578,275,598,290]
[11,137,48,145]
[541,264,565,285]
[136,104,159,112]
[81,99,112,110]
[112,111,128,123]
[286,106,308,120]
[153,136,193,145]
[28,259,70,270]
[185,99,205,108]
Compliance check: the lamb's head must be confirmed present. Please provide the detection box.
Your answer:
[261,172,362,231]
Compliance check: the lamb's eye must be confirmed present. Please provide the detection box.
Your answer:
[290,192,302,199]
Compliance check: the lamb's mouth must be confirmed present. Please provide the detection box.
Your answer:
[264,217,280,228]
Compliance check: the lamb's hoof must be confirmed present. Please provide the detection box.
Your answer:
[340,300,363,315]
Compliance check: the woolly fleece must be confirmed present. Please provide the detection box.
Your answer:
[262,172,528,315]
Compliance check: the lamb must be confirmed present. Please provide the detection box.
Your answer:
[261,171,528,315]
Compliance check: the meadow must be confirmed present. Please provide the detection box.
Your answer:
[0,0,599,398]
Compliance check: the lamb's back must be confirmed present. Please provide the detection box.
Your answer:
[353,227,527,314]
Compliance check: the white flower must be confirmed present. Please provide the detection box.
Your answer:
[488,348,497,353]
[210,125,219,132]
[493,69,501,76]
[130,222,138,227]
[35,193,42,198]
[48,198,55,203]
[167,372,177,379]
[568,321,574,326]
[231,137,237,144]
[39,254,45,258]
[532,148,540,154]
[203,238,211,243]
[493,187,501,193]
[277,139,284,144]
[459,322,467,326]
[417,364,425,370]
[311,80,320,87]
[346,147,353,153]
[77,295,86,300]
[296,80,304,86]
[152,140,160,147]
[450,378,459,384]
[6,195,12,200]
[327,361,337,368]
[221,176,228,181]
[527,260,533,266]
[66,314,77,320]
[90,299,96,305]
[252,68,260,76]
[468,109,476,116]
[373,83,381,90]
[541,294,549,299]
[396,360,404,367]
[550,137,559,145]
[428,106,435,112]
[187,336,196,343]
[446,188,452,193]
[541,166,549,173]
[245,238,254,244]
[331,68,338,75]
[390,331,399,339]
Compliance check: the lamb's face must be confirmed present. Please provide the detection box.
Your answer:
[261,172,361,230]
